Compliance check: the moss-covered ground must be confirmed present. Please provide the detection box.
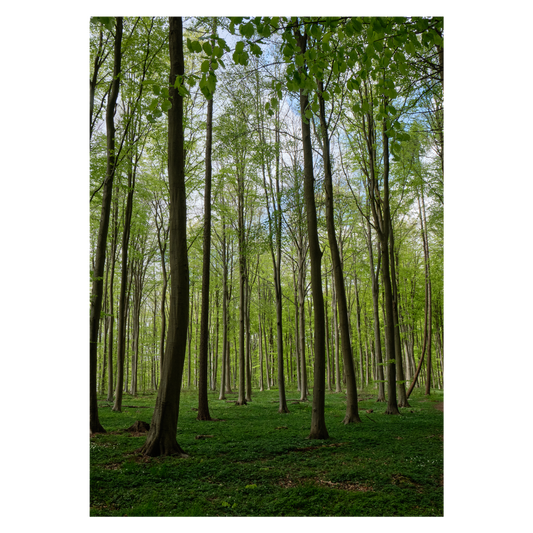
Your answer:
[90,387,443,516]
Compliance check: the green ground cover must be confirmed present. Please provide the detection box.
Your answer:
[90,387,443,517]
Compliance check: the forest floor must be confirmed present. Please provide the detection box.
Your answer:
[90,387,444,517]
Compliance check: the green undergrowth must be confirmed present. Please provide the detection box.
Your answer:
[90,387,443,517]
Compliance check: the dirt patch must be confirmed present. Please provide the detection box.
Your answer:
[434,402,443,412]
[277,475,373,492]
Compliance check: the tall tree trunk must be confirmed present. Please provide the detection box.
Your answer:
[197,79,214,420]
[295,25,329,440]
[140,17,189,457]
[90,17,122,434]
[380,123,400,415]
[219,211,229,400]
[297,242,308,400]
[245,275,253,402]
[106,197,119,401]
[258,285,264,392]
[389,229,410,407]
[153,197,169,372]
[366,218,385,401]
[332,281,341,393]
[318,80,360,423]
[112,163,135,411]
[236,170,247,406]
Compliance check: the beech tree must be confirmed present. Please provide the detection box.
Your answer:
[140,17,189,456]
[90,16,123,434]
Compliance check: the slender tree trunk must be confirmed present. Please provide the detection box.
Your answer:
[106,197,119,401]
[389,229,410,407]
[219,214,229,400]
[298,246,308,400]
[112,165,135,412]
[380,124,400,416]
[332,282,341,393]
[325,275,333,391]
[258,291,264,392]
[140,17,189,457]
[366,219,385,401]
[197,87,214,419]
[90,17,122,434]
[245,275,253,402]
[318,81,359,423]
[236,159,247,405]
[295,26,328,439]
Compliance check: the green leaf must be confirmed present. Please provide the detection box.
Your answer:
[192,40,202,54]
[152,85,160,96]
[201,60,210,73]
[207,72,217,93]
[352,18,362,32]
[161,100,172,112]
[235,41,245,54]
[305,108,313,120]
[149,98,158,112]
[202,42,212,56]
[240,22,254,39]
[295,54,304,68]
[283,44,293,57]
[250,43,262,56]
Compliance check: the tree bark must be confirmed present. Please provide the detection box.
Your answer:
[236,167,247,406]
[365,217,385,401]
[90,17,122,434]
[197,81,214,420]
[106,196,119,401]
[140,17,189,457]
[389,228,410,407]
[112,161,135,412]
[295,25,328,440]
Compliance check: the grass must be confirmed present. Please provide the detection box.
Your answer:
[90,386,443,517]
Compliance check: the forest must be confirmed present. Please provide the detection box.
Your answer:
[89,16,444,516]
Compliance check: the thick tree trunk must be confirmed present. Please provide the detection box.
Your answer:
[140,17,189,457]
[90,17,122,434]
[295,26,328,440]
